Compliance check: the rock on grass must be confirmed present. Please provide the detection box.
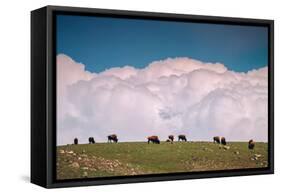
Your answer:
[70,162,80,168]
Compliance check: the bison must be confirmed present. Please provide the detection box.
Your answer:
[178,135,187,142]
[88,137,95,144]
[248,139,255,150]
[213,136,220,144]
[147,136,160,144]
[221,137,226,145]
[74,138,78,145]
[108,134,118,143]
[168,135,174,143]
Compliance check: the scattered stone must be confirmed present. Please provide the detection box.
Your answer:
[59,152,143,177]
[59,149,65,154]
[234,151,239,155]
[250,154,262,161]
[82,149,86,153]
[70,162,80,168]
[223,146,230,150]
[66,150,74,154]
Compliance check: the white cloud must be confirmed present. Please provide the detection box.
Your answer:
[57,54,268,145]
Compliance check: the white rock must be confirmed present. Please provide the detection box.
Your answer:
[223,146,230,150]
[70,162,80,168]
[59,150,65,154]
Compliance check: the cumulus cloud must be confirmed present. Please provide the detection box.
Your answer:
[57,54,268,145]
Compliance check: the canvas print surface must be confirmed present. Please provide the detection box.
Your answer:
[56,14,269,180]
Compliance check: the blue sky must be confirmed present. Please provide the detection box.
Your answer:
[56,14,268,73]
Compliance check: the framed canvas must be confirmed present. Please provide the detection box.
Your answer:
[31,5,274,188]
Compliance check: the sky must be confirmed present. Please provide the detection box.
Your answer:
[56,14,268,145]
[56,14,268,73]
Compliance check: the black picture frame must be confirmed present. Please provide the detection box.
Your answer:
[31,5,274,188]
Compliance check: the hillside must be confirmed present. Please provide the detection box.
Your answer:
[57,142,268,180]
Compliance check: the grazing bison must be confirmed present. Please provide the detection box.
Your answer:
[88,137,95,144]
[213,136,220,144]
[147,136,160,144]
[178,135,187,142]
[74,138,78,145]
[221,137,226,145]
[248,139,255,150]
[168,135,174,143]
[107,134,118,143]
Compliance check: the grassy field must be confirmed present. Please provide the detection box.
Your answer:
[56,141,268,180]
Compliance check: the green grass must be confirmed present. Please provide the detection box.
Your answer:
[57,141,268,180]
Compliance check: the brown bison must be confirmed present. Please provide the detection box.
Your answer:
[213,136,220,144]
[147,136,160,144]
[168,135,174,143]
[107,134,118,143]
[88,137,95,144]
[248,139,255,150]
[221,137,226,145]
[178,135,187,142]
[74,138,78,145]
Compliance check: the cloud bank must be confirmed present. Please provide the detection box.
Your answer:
[57,54,268,145]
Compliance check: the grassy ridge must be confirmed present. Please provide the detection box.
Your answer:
[57,142,268,180]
